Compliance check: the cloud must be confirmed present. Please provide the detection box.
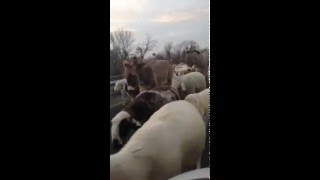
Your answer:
[110,0,209,54]
[110,0,148,22]
[150,13,196,23]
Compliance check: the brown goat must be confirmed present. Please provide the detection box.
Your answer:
[123,58,173,93]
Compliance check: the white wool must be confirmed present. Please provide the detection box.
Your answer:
[184,89,210,125]
[171,74,186,91]
[121,90,131,103]
[114,79,127,91]
[174,68,189,76]
[111,111,131,145]
[174,63,192,76]
[127,85,135,91]
[160,90,178,101]
[110,100,206,180]
[174,63,188,70]
[171,72,205,93]
[113,79,131,102]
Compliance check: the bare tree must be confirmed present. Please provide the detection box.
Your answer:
[172,45,182,63]
[135,34,157,59]
[163,42,173,59]
[180,40,200,52]
[171,40,201,63]
[154,53,165,60]
[110,28,135,60]
[110,47,124,75]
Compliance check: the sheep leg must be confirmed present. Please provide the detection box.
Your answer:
[155,77,163,88]
[121,91,125,100]
[121,90,126,106]
[122,91,130,106]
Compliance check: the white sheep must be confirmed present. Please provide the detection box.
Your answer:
[171,72,206,99]
[174,63,188,70]
[173,63,193,76]
[175,67,191,76]
[184,88,210,125]
[114,78,130,102]
[110,100,206,180]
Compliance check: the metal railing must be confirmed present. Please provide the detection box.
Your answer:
[110,74,123,81]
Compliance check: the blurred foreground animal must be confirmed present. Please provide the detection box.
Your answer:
[168,168,210,180]
[185,88,210,126]
[111,89,179,150]
[110,100,206,180]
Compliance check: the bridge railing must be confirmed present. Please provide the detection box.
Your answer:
[110,74,123,81]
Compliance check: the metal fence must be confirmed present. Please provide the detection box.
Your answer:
[110,74,123,81]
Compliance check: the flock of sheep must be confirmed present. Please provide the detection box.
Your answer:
[110,46,210,180]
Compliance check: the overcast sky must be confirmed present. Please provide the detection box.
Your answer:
[110,0,209,58]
